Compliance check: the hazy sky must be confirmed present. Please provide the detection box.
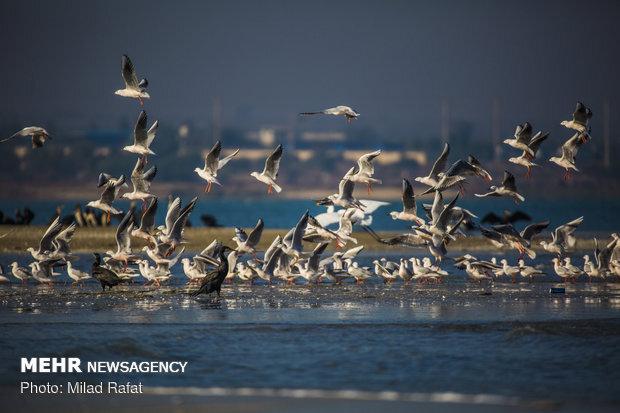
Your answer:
[1,0,619,140]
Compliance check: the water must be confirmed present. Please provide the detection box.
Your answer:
[1,252,619,409]
[1,196,620,232]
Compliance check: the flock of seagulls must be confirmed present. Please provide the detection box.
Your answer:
[1,55,617,295]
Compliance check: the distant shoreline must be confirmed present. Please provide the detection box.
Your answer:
[0,225,601,254]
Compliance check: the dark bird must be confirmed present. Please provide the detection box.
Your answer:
[91,253,122,291]
[191,244,234,297]
[481,210,531,225]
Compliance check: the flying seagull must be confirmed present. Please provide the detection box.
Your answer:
[539,216,584,257]
[87,173,127,221]
[549,132,586,180]
[194,140,240,193]
[508,131,549,178]
[561,101,592,137]
[389,178,424,225]
[300,106,359,123]
[421,155,492,195]
[123,110,158,159]
[415,143,450,187]
[503,122,534,156]
[251,144,283,194]
[115,54,150,106]
[122,156,157,203]
[475,170,525,203]
[1,127,51,148]
[349,150,382,194]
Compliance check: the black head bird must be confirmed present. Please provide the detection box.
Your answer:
[191,245,234,298]
[91,253,122,291]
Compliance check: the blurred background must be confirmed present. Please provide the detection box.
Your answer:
[0,0,619,228]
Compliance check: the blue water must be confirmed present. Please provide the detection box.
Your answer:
[1,196,619,232]
[1,252,620,407]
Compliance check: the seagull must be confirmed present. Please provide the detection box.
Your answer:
[362,225,426,248]
[91,253,122,290]
[421,155,492,195]
[299,106,359,123]
[105,211,136,268]
[561,101,592,137]
[87,173,127,221]
[29,262,55,284]
[349,150,382,194]
[481,220,549,259]
[115,54,150,106]
[303,215,342,246]
[10,262,32,284]
[475,170,525,203]
[549,132,586,180]
[52,222,77,262]
[563,257,583,279]
[389,178,424,225]
[1,127,51,148]
[282,211,310,261]
[517,259,545,280]
[195,140,240,193]
[464,261,495,283]
[191,244,235,297]
[122,156,157,203]
[508,131,549,178]
[539,216,583,257]
[233,218,264,256]
[294,243,329,284]
[372,260,398,283]
[157,197,198,252]
[316,167,366,210]
[66,262,91,285]
[26,217,64,262]
[345,260,372,283]
[248,247,283,283]
[415,143,450,187]
[123,110,158,159]
[251,144,283,194]
[398,258,414,283]
[131,197,158,245]
[550,257,575,282]
[500,259,521,283]
[503,122,535,156]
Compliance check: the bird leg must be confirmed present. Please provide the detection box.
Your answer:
[138,97,144,107]
[206,182,212,193]
[267,184,273,195]
[525,166,531,180]
[367,183,372,195]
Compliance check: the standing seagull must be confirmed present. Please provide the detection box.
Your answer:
[508,131,549,178]
[561,101,593,137]
[115,54,150,106]
[549,132,586,180]
[1,127,51,148]
[415,143,450,187]
[122,156,157,203]
[349,150,382,194]
[300,106,359,123]
[389,178,424,224]
[194,140,240,192]
[251,144,283,194]
[475,171,525,203]
[123,110,158,159]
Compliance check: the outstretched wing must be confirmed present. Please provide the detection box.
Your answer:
[401,178,416,213]
[501,170,518,192]
[356,150,381,176]
[263,144,283,179]
[122,55,139,89]
[246,218,264,248]
[205,141,222,173]
[428,143,450,179]
[133,110,148,146]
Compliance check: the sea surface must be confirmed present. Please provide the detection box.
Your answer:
[0,252,619,411]
[1,196,620,232]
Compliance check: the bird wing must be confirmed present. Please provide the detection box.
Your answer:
[115,211,134,252]
[122,55,139,89]
[572,101,591,125]
[356,150,381,176]
[169,197,197,242]
[292,211,310,252]
[0,128,29,143]
[436,193,459,231]
[130,156,146,190]
[445,159,476,177]
[527,131,549,154]
[218,148,240,170]
[139,198,158,232]
[138,165,157,193]
[308,242,329,272]
[428,143,450,179]
[554,216,583,245]
[146,120,158,147]
[501,170,518,192]
[430,190,444,225]
[246,218,265,248]
[515,122,533,145]
[38,217,63,253]
[520,221,550,241]
[234,227,248,243]
[133,110,148,146]
[165,197,181,234]
[401,178,416,213]
[205,140,222,173]
[263,144,283,179]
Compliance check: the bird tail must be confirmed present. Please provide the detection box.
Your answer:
[271,183,282,193]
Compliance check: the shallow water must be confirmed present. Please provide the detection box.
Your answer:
[1,252,620,408]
